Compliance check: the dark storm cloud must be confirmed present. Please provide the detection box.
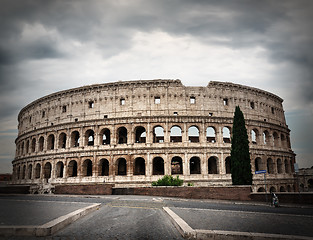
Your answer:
[1,0,313,101]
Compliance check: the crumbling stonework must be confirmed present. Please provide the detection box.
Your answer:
[12,79,296,192]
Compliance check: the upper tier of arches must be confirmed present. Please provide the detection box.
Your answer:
[17,80,287,136]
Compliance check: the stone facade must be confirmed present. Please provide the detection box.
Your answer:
[12,79,296,192]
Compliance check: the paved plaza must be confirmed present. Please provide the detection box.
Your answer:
[0,194,313,239]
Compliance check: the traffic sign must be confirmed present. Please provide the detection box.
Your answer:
[255,170,266,174]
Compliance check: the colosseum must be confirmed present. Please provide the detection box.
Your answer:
[12,79,296,193]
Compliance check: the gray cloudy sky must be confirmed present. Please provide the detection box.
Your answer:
[1,0,313,173]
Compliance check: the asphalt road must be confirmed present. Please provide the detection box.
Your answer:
[1,194,313,239]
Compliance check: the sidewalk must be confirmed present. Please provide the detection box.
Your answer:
[0,198,100,236]
[164,206,313,240]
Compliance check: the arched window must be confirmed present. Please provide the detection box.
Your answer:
[287,185,292,192]
[273,132,279,147]
[47,134,55,150]
[27,164,32,179]
[280,186,286,192]
[44,162,52,179]
[225,156,231,174]
[39,137,44,151]
[281,134,286,148]
[171,156,183,174]
[153,157,164,175]
[270,186,276,192]
[206,127,216,143]
[58,133,67,149]
[22,165,26,179]
[277,159,283,174]
[21,142,24,155]
[153,126,164,143]
[117,127,127,144]
[56,161,64,178]
[135,126,146,143]
[170,126,182,142]
[116,158,127,175]
[31,138,36,152]
[263,131,270,145]
[17,166,20,179]
[223,127,231,143]
[251,129,258,144]
[71,131,80,147]
[267,158,274,174]
[68,160,78,177]
[188,126,199,143]
[208,156,218,174]
[190,157,201,174]
[284,159,290,173]
[82,159,93,176]
[100,128,111,145]
[134,157,145,175]
[85,130,94,146]
[26,140,29,154]
[99,158,109,176]
[257,187,265,192]
[290,159,294,172]
[35,163,41,179]
[255,157,263,172]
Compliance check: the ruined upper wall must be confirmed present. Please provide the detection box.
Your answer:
[17,79,287,135]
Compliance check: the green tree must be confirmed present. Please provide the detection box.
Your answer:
[230,106,252,185]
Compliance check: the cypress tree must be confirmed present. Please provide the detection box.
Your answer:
[230,106,252,185]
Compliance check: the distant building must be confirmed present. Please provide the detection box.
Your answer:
[298,167,313,192]
[0,173,12,186]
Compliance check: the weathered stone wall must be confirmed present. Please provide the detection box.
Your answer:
[113,186,252,201]
[54,184,113,195]
[12,79,296,192]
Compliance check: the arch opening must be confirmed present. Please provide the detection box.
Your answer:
[208,156,218,174]
[225,156,231,174]
[35,163,41,179]
[99,159,109,176]
[171,156,183,174]
[190,157,201,174]
[101,128,111,145]
[188,126,199,143]
[47,134,55,150]
[135,126,146,143]
[134,157,145,175]
[85,130,94,146]
[153,126,164,143]
[170,126,182,142]
[153,157,164,175]
[59,133,67,149]
[117,158,127,175]
[82,159,93,176]
[223,127,231,143]
[68,160,78,177]
[56,161,64,178]
[117,127,127,144]
[71,131,80,147]
[44,162,52,179]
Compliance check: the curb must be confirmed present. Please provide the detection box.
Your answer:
[0,203,101,236]
[163,207,313,240]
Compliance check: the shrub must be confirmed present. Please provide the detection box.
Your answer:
[152,175,183,186]
[187,182,194,186]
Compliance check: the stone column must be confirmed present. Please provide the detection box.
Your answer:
[184,152,189,176]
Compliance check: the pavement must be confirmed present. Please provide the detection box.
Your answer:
[0,194,313,239]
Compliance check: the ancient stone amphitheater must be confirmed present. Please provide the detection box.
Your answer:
[12,79,296,193]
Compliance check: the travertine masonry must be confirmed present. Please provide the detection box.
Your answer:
[12,79,296,192]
